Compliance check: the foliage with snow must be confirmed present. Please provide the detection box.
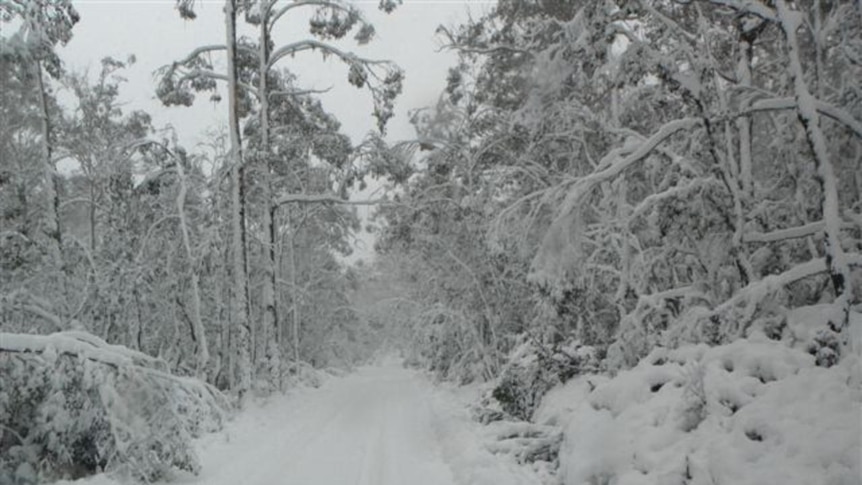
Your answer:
[0,332,229,484]
[1,0,861,483]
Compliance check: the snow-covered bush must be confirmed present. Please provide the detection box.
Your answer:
[490,336,599,421]
[0,332,230,484]
[409,305,496,384]
[555,336,861,485]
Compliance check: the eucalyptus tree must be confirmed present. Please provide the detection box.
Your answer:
[0,0,79,262]
[526,1,858,362]
[387,0,861,381]
[372,98,538,382]
[55,58,156,350]
[158,0,257,395]
[0,0,79,329]
[160,0,403,391]
[61,57,152,255]
[0,42,53,332]
[249,0,402,377]
[252,90,355,368]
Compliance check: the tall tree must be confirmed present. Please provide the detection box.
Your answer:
[161,0,403,391]
[252,0,401,375]
[1,0,79,267]
[376,0,862,380]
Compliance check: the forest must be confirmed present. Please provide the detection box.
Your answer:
[1,1,860,484]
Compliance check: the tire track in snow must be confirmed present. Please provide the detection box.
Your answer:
[180,364,542,485]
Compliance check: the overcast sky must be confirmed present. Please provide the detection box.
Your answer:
[57,0,483,145]
[56,0,488,263]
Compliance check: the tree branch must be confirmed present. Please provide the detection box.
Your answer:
[177,69,260,98]
[704,0,777,22]
[743,220,856,243]
[729,97,862,139]
[274,193,386,208]
[269,39,389,69]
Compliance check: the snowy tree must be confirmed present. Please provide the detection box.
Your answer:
[0,0,79,267]
[159,0,404,393]
[0,332,229,483]
[0,0,80,332]
[373,0,861,393]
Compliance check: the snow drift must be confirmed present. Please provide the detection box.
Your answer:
[533,335,861,485]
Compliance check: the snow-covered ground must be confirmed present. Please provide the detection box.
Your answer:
[57,363,539,485]
[536,337,862,485]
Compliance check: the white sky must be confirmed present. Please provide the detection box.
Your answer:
[55,0,487,263]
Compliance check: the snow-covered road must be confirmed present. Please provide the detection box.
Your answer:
[173,363,538,485]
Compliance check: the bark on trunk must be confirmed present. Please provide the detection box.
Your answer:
[225,0,252,397]
[736,34,754,199]
[259,8,281,380]
[289,230,300,366]
[34,62,62,269]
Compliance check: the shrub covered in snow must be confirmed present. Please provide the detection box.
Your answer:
[490,336,600,421]
[548,335,861,485]
[0,332,230,484]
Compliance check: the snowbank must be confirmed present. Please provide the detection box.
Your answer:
[429,384,545,485]
[546,337,861,485]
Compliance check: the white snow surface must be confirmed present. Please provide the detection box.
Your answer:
[56,362,540,485]
[540,337,862,485]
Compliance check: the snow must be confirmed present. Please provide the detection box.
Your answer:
[54,363,540,485]
[39,334,862,485]
[552,339,861,485]
[0,331,167,370]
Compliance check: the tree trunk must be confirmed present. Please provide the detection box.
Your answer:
[175,157,209,377]
[225,0,251,397]
[89,176,97,253]
[289,230,300,366]
[776,0,851,329]
[34,62,62,270]
[736,34,754,199]
[259,8,281,381]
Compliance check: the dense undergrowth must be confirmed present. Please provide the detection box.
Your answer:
[0,333,230,484]
[465,307,862,484]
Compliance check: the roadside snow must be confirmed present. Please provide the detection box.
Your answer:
[545,337,861,485]
[55,364,540,485]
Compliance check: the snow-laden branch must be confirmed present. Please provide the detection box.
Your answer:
[570,118,701,198]
[811,101,862,140]
[776,0,852,326]
[270,86,333,98]
[175,44,226,65]
[274,193,386,208]
[177,69,260,98]
[268,39,389,69]
[58,196,92,209]
[731,97,862,139]
[0,329,232,479]
[532,118,702,282]
[0,331,232,413]
[713,253,862,317]
[18,304,65,330]
[628,178,719,224]
[743,220,856,243]
[0,230,30,243]
[173,43,256,65]
[705,0,777,22]
[436,25,533,57]
[0,331,166,370]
